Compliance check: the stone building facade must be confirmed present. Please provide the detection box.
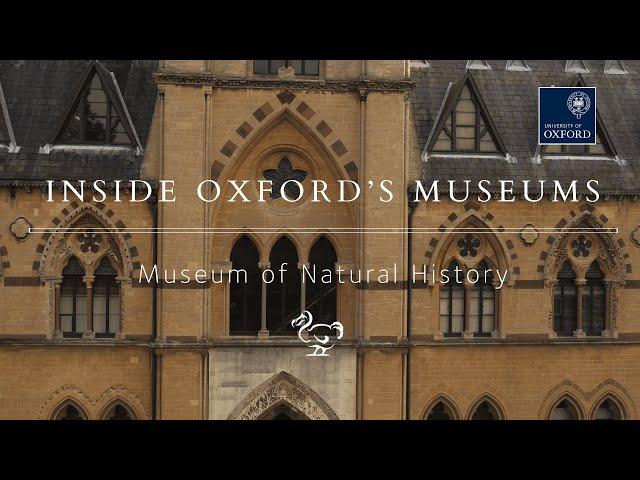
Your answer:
[1,59,639,419]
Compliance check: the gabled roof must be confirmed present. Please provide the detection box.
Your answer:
[424,72,507,159]
[0,60,158,181]
[411,60,640,196]
[0,80,16,148]
[49,60,142,151]
[537,74,617,159]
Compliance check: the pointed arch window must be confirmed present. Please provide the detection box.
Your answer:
[54,402,87,420]
[306,236,338,333]
[432,84,500,153]
[60,256,87,338]
[549,398,579,420]
[229,236,262,335]
[470,400,501,420]
[103,403,135,420]
[439,260,465,336]
[425,401,456,420]
[267,237,300,335]
[93,256,120,338]
[583,261,605,335]
[470,260,494,336]
[58,72,132,145]
[554,261,577,336]
[593,398,622,420]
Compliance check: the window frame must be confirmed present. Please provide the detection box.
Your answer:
[59,73,132,146]
[252,60,320,76]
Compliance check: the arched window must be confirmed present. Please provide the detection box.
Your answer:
[60,256,87,338]
[59,72,132,145]
[470,260,494,336]
[432,84,499,153]
[267,237,300,335]
[549,398,579,420]
[426,401,456,420]
[306,236,338,332]
[440,260,464,336]
[230,236,261,335]
[54,402,86,420]
[554,261,577,336]
[583,261,605,335]
[593,398,622,420]
[93,257,120,338]
[470,400,501,420]
[103,403,135,420]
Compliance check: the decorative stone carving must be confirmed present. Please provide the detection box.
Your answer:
[519,224,539,246]
[262,156,308,200]
[9,217,32,240]
[457,233,480,257]
[571,234,592,257]
[227,371,339,420]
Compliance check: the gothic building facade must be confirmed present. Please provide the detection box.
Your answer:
[1,59,639,419]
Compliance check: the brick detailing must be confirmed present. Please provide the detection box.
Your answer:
[220,93,354,183]
[537,207,632,277]
[0,244,9,272]
[423,210,519,280]
[34,204,140,275]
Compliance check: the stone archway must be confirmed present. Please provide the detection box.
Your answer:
[227,371,339,420]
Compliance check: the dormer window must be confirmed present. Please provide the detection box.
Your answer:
[59,72,132,145]
[253,60,319,76]
[432,85,500,153]
[543,126,614,156]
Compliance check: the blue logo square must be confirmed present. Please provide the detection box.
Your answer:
[538,87,596,145]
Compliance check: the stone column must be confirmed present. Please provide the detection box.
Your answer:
[603,279,613,337]
[299,262,309,313]
[574,279,586,338]
[258,261,270,338]
[83,275,95,338]
[53,278,63,339]
[491,278,501,339]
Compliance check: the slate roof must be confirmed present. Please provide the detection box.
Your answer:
[412,60,640,195]
[0,60,158,181]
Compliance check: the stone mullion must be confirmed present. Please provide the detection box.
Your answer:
[575,279,586,337]
[84,275,94,338]
[53,278,62,338]
[258,262,269,338]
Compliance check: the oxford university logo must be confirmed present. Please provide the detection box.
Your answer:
[567,91,591,119]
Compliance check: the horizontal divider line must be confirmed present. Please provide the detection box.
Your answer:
[30,227,619,233]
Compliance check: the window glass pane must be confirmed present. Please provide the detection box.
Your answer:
[86,117,107,142]
[253,60,268,74]
[86,89,107,106]
[90,74,101,89]
[60,291,74,314]
[460,86,472,100]
[451,288,464,332]
[290,60,302,74]
[456,138,475,150]
[456,126,475,139]
[269,60,285,74]
[93,289,107,333]
[60,102,82,143]
[470,289,480,332]
[109,293,120,333]
[456,112,476,125]
[545,144,562,153]
[433,130,451,151]
[456,99,475,114]
[304,60,319,75]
